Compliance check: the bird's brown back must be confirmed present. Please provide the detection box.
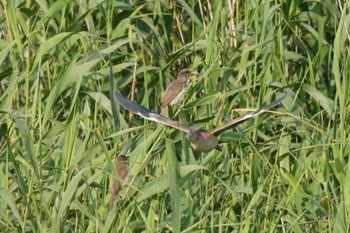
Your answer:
[161,76,188,108]
[161,69,192,108]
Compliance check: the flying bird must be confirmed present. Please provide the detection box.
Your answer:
[114,92,287,153]
[161,69,195,114]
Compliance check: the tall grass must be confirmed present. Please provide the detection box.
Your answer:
[0,0,349,232]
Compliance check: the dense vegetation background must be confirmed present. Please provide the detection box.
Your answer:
[1,0,349,232]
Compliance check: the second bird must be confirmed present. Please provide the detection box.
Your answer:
[161,68,194,114]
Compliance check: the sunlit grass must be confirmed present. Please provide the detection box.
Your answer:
[0,0,349,232]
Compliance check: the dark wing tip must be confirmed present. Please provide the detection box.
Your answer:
[114,92,192,133]
[256,92,289,113]
[210,92,288,136]
[244,92,288,119]
[114,92,156,118]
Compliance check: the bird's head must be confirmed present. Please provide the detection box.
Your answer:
[186,129,219,152]
[186,129,209,142]
[186,129,197,142]
[178,68,196,81]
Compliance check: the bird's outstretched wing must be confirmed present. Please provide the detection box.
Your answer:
[114,92,192,133]
[210,93,288,136]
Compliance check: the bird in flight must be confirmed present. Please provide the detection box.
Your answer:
[161,68,195,114]
[114,92,287,153]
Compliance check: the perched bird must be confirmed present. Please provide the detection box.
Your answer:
[114,92,287,153]
[161,69,194,114]
[108,155,129,209]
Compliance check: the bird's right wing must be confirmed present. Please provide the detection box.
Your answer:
[114,92,192,133]
[210,93,288,136]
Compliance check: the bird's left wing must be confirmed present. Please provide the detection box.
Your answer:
[114,92,192,133]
